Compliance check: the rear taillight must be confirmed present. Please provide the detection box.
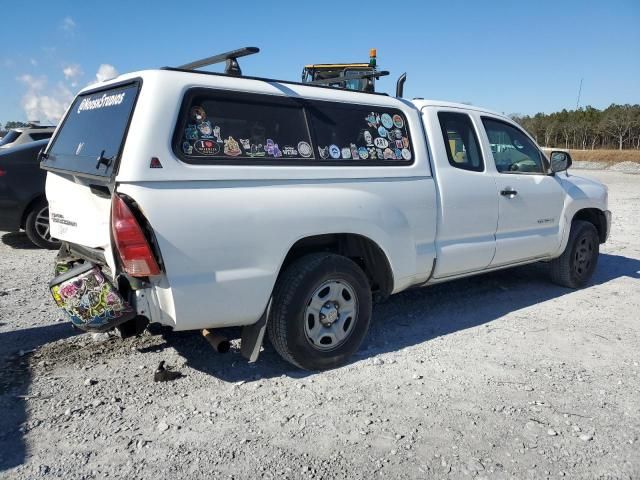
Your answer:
[111,195,161,277]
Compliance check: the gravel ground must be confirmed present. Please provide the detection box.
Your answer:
[1,170,638,479]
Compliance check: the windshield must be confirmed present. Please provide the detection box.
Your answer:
[42,82,140,177]
[0,130,21,147]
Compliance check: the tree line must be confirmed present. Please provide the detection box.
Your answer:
[512,104,640,150]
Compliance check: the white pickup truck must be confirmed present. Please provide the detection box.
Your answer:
[42,67,610,370]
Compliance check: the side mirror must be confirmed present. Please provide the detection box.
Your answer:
[550,150,572,173]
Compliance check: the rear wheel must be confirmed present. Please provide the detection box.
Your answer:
[550,220,599,288]
[267,253,372,370]
[25,199,60,249]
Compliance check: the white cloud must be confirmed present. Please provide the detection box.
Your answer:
[95,64,118,83]
[63,64,83,86]
[61,16,76,32]
[18,74,73,123]
[30,58,38,67]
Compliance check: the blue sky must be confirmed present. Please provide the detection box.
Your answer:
[1,0,638,125]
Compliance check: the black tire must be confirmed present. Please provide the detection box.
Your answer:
[24,199,60,250]
[550,220,599,288]
[267,253,372,370]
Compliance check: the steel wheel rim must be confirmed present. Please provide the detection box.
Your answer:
[574,235,594,278]
[35,206,52,241]
[304,279,357,351]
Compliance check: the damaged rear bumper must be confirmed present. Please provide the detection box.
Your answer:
[49,262,137,332]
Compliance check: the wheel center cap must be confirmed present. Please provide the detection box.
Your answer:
[319,302,339,326]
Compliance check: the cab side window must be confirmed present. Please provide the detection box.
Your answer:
[437,112,483,172]
[482,117,545,174]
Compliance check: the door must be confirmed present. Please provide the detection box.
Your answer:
[480,117,565,265]
[424,109,499,278]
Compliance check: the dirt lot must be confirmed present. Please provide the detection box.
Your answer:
[0,170,638,479]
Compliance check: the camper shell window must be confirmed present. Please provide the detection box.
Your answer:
[175,90,314,163]
[42,81,141,179]
[175,89,414,166]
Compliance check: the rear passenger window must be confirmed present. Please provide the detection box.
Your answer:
[307,102,413,162]
[177,92,314,161]
[437,112,483,172]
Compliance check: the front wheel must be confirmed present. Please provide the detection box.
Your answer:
[25,199,61,250]
[267,253,372,370]
[550,220,599,288]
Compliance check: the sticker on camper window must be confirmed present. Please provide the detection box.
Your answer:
[194,139,220,155]
[383,148,395,160]
[377,126,388,137]
[297,141,312,158]
[363,130,373,146]
[381,113,394,130]
[185,125,199,140]
[358,147,369,159]
[318,146,329,159]
[197,121,213,138]
[392,114,404,129]
[190,106,207,122]
[224,137,242,156]
[329,145,340,159]
[401,148,412,160]
[341,147,351,159]
[374,137,388,149]
[282,145,298,156]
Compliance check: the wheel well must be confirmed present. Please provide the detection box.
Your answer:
[573,208,607,243]
[20,195,46,229]
[280,234,394,302]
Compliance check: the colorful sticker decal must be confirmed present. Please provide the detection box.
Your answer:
[182,141,193,155]
[396,140,404,149]
[194,139,220,155]
[190,106,207,122]
[376,148,384,159]
[395,148,403,159]
[350,143,359,160]
[364,130,373,146]
[213,126,223,143]
[374,137,389,149]
[318,146,329,159]
[401,148,412,160]
[394,129,403,140]
[377,126,388,138]
[249,144,266,157]
[185,124,199,140]
[383,147,396,160]
[224,137,242,156]
[341,147,351,159]
[358,147,369,159]
[197,121,213,138]
[402,136,410,148]
[392,114,404,129]
[297,141,312,158]
[329,144,341,159]
[368,147,377,160]
[365,112,379,128]
[50,266,135,331]
[282,146,298,156]
[240,139,251,151]
[381,113,394,129]
[265,139,282,158]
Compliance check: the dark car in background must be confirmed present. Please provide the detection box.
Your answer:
[0,124,56,150]
[0,139,59,249]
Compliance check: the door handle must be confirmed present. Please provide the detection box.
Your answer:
[500,189,518,197]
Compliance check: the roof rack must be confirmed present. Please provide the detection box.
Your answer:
[178,47,259,76]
